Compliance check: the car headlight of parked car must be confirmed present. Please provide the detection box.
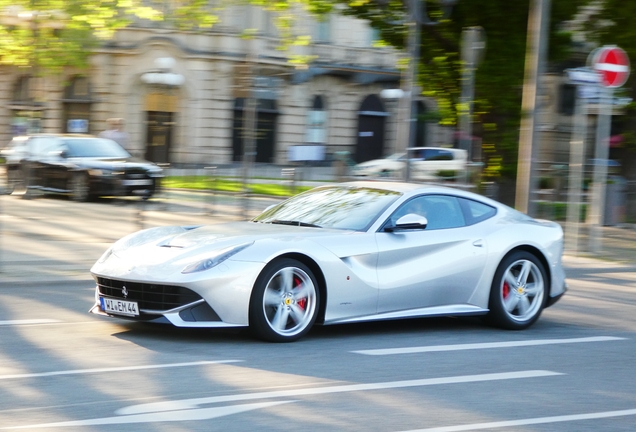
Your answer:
[181,242,254,274]
[88,169,118,177]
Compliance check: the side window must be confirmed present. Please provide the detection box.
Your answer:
[391,195,466,230]
[32,138,62,156]
[459,198,497,225]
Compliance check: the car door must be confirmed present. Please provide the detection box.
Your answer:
[24,137,52,190]
[375,194,488,314]
[35,138,69,191]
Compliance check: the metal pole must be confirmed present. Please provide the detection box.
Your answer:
[206,166,217,217]
[564,89,588,254]
[241,35,258,220]
[516,0,551,214]
[588,86,614,252]
[459,28,478,184]
[403,12,419,182]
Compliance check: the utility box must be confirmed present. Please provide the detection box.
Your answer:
[604,175,626,226]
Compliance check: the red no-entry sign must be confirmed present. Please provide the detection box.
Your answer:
[592,46,630,88]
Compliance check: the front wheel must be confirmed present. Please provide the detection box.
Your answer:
[249,258,319,342]
[487,251,547,330]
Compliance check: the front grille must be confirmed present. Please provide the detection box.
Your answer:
[97,277,202,312]
[123,167,151,181]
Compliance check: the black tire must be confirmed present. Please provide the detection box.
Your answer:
[487,251,547,330]
[4,171,15,195]
[6,167,26,195]
[249,258,320,342]
[70,172,90,202]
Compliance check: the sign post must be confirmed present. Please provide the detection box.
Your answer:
[564,70,593,254]
[588,46,630,252]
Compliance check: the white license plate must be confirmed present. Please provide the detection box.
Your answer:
[100,297,139,316]
[122,179,152,186]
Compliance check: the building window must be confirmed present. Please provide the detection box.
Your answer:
[62,76,93,134]
[314,15,331,43]
[306,95,327,144]
[10,76,42,136]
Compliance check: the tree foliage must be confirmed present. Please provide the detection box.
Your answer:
[330,0,590,178]
[0,0,163,73]
[0,0,595,180]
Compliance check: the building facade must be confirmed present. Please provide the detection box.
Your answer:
[0,6,450,168]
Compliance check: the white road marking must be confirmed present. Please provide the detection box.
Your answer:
[0,370,562,429]
[118,370,562,415]
[400,408,636,431]
[351,336,627,356]
[0,360,242,381]
[1,401,294,429]
[0,319,61,326]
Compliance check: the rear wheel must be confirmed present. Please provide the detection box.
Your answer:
[249,258,319,342]
[487,251,547,330]
[70,172,90,202]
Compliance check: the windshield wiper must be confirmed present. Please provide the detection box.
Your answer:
[270,220,322,228]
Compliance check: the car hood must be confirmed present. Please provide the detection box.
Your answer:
[69,157,159,171]
[91,222,347,280]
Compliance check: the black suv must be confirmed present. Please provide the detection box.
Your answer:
[1,134,163,201]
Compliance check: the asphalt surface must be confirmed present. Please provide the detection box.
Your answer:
[1,186,636,286]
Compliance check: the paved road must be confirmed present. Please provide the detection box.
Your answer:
[1,193,636,431]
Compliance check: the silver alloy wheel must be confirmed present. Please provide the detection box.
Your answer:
[262,266,317,338]
[71,173,89,202]
[499,258,545,323]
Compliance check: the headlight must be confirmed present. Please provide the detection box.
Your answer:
[97,246,114,263]
[88,169,116,177]
[181,242,253,274]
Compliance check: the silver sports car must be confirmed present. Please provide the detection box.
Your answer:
[90,181,566,342]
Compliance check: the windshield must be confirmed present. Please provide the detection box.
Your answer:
[387,152,406,161]
[253,186,401,231]
[64,138,131,158]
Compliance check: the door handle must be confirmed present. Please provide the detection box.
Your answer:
[472,239,484,247]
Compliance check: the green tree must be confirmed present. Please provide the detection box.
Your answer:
[0,0,163,73]
[329,0,589,180]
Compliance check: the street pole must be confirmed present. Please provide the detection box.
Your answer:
[241,34,258,219]
[459,27,485,184]
[588,86,613,252]
[516,0,551,214]
[402,14,420,182]
[564,89,588,254]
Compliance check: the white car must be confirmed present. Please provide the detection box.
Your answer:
[352,147,468,180]
[90,181,566,342]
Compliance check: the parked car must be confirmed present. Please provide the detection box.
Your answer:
[90,181,566,342]
[2,134,163,201]
[351,147,468,180]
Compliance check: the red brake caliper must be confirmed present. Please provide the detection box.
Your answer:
[294,276,307,310]
[503,281,510,298]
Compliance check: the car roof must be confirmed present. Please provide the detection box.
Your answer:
[333,180,510,209]
[25,134,98,139]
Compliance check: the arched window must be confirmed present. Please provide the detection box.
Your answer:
[10,76,41,135]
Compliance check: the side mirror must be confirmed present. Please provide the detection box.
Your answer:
[50,149,67,158]
[385,214,428,232]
